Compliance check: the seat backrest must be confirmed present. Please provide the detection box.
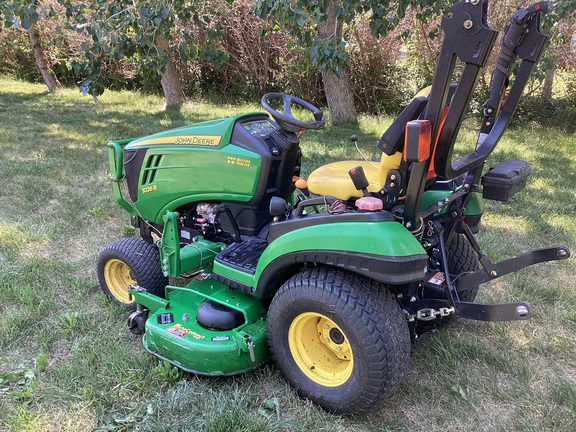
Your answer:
[373,93,430,193]
[377,96,428,156]
[377,151,403,187]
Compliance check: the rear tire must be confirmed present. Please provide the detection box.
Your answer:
[267,267,410,415]
[97,237,168,307]
[447,233,480,302]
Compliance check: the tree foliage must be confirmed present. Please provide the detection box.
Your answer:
[253,0,451,76]
[252,0,454,124]
[1,1,63,91]
[2,0,51,30]
[58,0,229,100]
[0,0,573,120]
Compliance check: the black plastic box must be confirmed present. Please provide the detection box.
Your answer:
[481,160,531,201]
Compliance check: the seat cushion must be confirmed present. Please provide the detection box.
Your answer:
[307,152,402,200]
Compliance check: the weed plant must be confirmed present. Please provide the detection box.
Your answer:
[0,77,574,431]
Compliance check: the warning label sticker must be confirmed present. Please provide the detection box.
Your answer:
[195,273,210,282]
[166,324,189,338]
[428,272,446,286]
[166,324,206,340]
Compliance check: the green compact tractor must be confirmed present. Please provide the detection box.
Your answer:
[98,0,570,414]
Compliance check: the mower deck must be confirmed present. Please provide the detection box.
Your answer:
[135,278,268,375]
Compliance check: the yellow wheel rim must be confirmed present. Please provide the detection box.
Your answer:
[288,312,354,387]
[103,258,136,304]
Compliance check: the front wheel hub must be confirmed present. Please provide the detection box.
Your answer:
[103,258,136,304]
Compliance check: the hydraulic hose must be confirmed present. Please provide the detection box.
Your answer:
[481,2,549,135]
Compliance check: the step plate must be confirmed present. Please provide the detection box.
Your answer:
[215,241,268,274]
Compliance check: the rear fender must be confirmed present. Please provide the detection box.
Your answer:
[253,219,428,301]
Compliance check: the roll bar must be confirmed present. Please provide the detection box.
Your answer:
[403,0,549,231]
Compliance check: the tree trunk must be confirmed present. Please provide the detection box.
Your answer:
[156,35,185,107]
[317,0,357,125]
[542,66,554,100]
[27,24,62,92]
[321,70,357,125]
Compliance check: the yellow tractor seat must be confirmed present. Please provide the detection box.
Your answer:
[307,152,403,200]
[306,88,434,201]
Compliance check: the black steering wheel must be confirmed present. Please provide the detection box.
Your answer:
[261,93,326,132]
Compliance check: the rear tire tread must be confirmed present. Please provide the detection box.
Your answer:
[267,267,410,414]
[447,233,480,302]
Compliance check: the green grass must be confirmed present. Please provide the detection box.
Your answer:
[0,76,575,431]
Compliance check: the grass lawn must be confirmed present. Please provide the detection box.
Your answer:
[0,76,575,431]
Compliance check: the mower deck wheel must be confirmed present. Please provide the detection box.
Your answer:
[127,311,148,335]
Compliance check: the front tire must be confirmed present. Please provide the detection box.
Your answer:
[97,237,168,307]
[267,267,410,415]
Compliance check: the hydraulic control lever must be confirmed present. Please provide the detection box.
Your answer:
[348,166,371,197]
[214,204,241,242]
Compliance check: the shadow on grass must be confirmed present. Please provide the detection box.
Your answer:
[0,89,233,152]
